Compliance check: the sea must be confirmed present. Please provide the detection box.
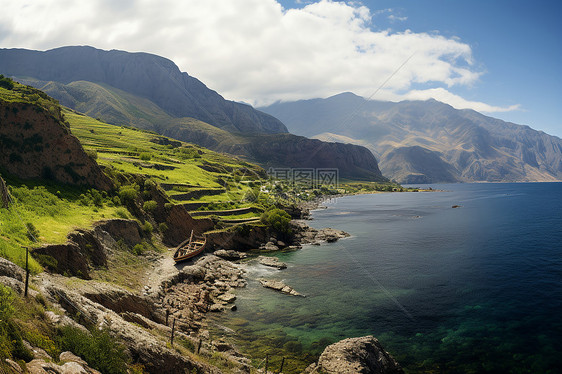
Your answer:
[211,183,562,373]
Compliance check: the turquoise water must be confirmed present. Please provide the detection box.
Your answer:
[213,183,562,373]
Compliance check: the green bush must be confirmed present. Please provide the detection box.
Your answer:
[118,185,139,203]
[56,325,129,374]
[0,285,33,361]
[141,221,153,234]
[142,200,158,212]
[132,243,146,255]
[0,75,14,90]
[114,208,129,219]
[158,222,168,233]
[139,152,152,161]
[25,222,40,241]
[261,208,291,235]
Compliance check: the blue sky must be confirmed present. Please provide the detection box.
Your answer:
[1,0,561,137]
[281,0,562,137]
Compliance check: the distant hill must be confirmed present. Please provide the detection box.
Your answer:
[260,93,562,183]
[0,47,386,181]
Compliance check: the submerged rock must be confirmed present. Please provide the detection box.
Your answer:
[258,279,305,297]
[306,335,404,374]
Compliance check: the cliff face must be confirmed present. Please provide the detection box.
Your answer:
[0,100,112,190]
[217,133,387,181]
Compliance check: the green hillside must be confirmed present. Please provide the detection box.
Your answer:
[65,109,265,205]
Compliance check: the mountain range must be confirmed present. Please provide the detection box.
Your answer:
[260,93,562,183]
[0,46,385,181]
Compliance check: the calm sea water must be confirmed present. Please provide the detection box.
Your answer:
[212,183,562,373]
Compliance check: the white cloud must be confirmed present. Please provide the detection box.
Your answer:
[0,0,518,112]
[388,14,408,22]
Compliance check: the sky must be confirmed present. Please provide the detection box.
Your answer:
[0,0,561,137]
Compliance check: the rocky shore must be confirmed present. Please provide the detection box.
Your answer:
[0,199,403,373]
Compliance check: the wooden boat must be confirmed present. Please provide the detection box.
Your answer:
[173,230,206,263]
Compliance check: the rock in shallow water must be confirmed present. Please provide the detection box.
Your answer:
[306,335,404,374]
[258,278,305,297]
[258,256,287,269]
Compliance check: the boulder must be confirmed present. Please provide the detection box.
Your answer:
[0,258,25,282]
[314,335,404,374]
[214,250,247,261]
[258,256,287,270]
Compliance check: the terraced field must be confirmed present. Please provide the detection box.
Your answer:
[66,109,266,222]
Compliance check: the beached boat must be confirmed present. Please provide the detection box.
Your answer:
[173,230,206,262]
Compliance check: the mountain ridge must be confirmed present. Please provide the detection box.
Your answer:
[0,46,387,182]
[260,93,562,183]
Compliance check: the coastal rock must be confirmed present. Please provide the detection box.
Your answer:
[258,256,287,269]
[161,255,246,331]
[291,221,350,245]
[261,241,279,252]
[214,249,247,261]
[258,279,304,297]
[23,343,101,374]
[217,292,236,303]
[312,335,404,374]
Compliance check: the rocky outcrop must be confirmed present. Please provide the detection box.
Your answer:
[32,219,147,279]
[163,204,214,247]
[213,250,247,261]
[292,221,350,245]
[159,255,246,330]
[306,335,404,374]
[0,257,25,282]
[205,225,270,251]
[0,99,112,191]
[78,280,165,325]
[25,351,101,374]
[39,280,220,374]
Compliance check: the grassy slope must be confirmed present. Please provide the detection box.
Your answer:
[0,82,127,272]
[66,109,263,201]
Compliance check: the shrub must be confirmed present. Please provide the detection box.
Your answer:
[56,325,129,374]
[0,285,33,361]
[139,152,152,161]
[118,185,139,203]
[158,222,168,233]
[25,222,40,242]
[261,208,291,235]
[143,200,157,212]
[141,221,153,234]
[132,243,146,255]
[0,75,14,90]
[114,208,129,219]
